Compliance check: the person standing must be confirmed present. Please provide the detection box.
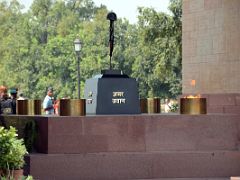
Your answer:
[9,88,18,114]
[43,87,54,115]
[0,86,14,114]
[53,99,59,115]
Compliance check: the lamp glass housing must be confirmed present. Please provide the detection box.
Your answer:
[74,39,81,52]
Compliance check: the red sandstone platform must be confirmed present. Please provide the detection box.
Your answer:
[2,114,240,179]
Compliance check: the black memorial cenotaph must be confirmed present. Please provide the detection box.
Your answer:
[84,12,140,114]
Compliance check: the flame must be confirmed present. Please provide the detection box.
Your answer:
[183,80,200,98]
[190,79,196,86]
[184,94,201,99]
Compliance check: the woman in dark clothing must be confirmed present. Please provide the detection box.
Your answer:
[0,86,14,115]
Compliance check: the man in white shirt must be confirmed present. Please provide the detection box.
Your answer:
[43,87,54,115]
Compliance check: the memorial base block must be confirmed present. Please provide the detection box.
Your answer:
[84,70,140,114]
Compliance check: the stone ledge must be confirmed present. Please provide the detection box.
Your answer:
[25,151,240,180]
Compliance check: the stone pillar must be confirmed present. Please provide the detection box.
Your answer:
[182,0,240,113]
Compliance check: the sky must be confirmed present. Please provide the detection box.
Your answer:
[18,0,170,24]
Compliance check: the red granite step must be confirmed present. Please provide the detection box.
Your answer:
[25,151,240,180]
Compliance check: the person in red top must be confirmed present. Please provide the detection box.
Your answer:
[53,99,59,115]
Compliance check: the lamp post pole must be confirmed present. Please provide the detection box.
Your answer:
[74,38,82,99]
[77,52,80,99]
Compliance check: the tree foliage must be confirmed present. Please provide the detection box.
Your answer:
[133,0,182,98]
[0,0,182,99]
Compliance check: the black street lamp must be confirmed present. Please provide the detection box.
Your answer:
[74,38,82,99]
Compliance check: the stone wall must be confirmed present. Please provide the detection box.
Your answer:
[182,0,240,94]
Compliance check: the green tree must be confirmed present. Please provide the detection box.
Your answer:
[0,0,182,100]
[133,0,182,98]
